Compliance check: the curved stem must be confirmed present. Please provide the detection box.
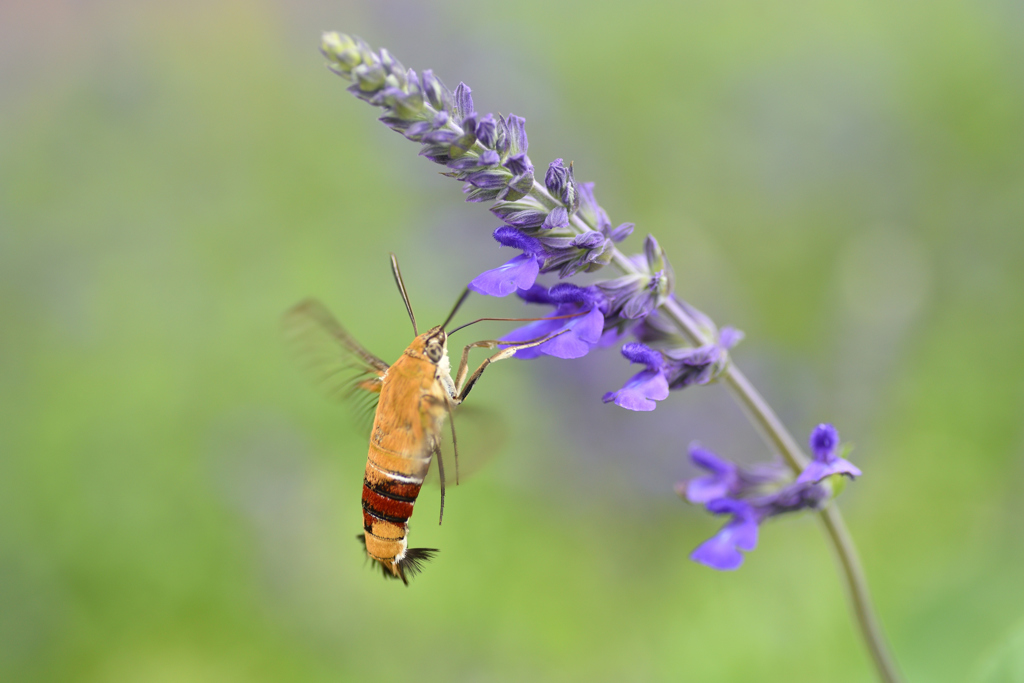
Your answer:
[531,181,904,682]
[820,506,904,683]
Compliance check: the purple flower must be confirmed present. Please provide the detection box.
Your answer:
[663,326,744,389]
[604,325,743,412]
[690,498,761,571]
[796,424,862,485]
[681,446,740,503]
[680,432,860,570]
[468,227,547,297]
[601,343,669,411]
[536,231,611,279]
[500,283,606,359]
[598,271,666,322]
[677,443,789,504]
[753,478,831,515]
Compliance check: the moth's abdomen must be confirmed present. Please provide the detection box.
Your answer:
[358,353,444,584]
[360,442,436,584]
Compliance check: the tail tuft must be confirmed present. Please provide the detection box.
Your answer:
[397,547,439,584]
[356,535,438,585]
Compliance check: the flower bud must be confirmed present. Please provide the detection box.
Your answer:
[544,158,578,212]
[476,114,497,148]
[601,222,630,242]
[573,231,606,250]
[643,235,665,273]
[352,61,386,92]
[490,199,547,228]
[542,207,569,230]
[378,48,407,86]
[505,114,529,156]
[420,70,450,111]
[321,32,362,74]
[453,82,474,123]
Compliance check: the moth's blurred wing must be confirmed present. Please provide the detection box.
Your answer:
[425,403,507,487]
[283,298,389,432]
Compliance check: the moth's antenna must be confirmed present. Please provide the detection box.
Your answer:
[390,253,418,336]
[440,287,471,332]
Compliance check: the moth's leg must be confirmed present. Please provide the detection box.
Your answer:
[443,399,461,485]
[454,340,499,394]
[455,331,567,403]
[432,439,446,525]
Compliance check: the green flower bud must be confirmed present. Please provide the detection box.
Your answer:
[352,61,385,93]
[320,32,362,75]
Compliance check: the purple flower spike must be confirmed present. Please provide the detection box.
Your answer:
[468,254,540,297]
[602,342,670,411]
[796,424,862,485]
[684,445,740,504]
[690,499,760,571]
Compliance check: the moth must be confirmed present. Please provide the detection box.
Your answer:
[285,255,565,584]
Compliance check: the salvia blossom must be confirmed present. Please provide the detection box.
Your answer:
[679,446,789,503]
[797,423,862,484]
[599,343,669,411]
[602,325,744,411]
[679,425,860,570]
[499,283,607,359]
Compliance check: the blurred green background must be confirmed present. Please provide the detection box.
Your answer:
[3,1,1023,681]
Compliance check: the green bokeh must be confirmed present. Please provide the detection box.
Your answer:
[2,1,1022,681]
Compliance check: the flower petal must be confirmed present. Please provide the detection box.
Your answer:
[603,370,669,411]
[809,423,839,461]
[685,477,732,504]
[690,517,759,571]
[683,446,739,504]
[795,458,862,485]
[691,533,745,571]
[690,500,760,570]
[468,254,539,297]
[718,326,745,349]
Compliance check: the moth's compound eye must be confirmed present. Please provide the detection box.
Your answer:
[426,343,443,363]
